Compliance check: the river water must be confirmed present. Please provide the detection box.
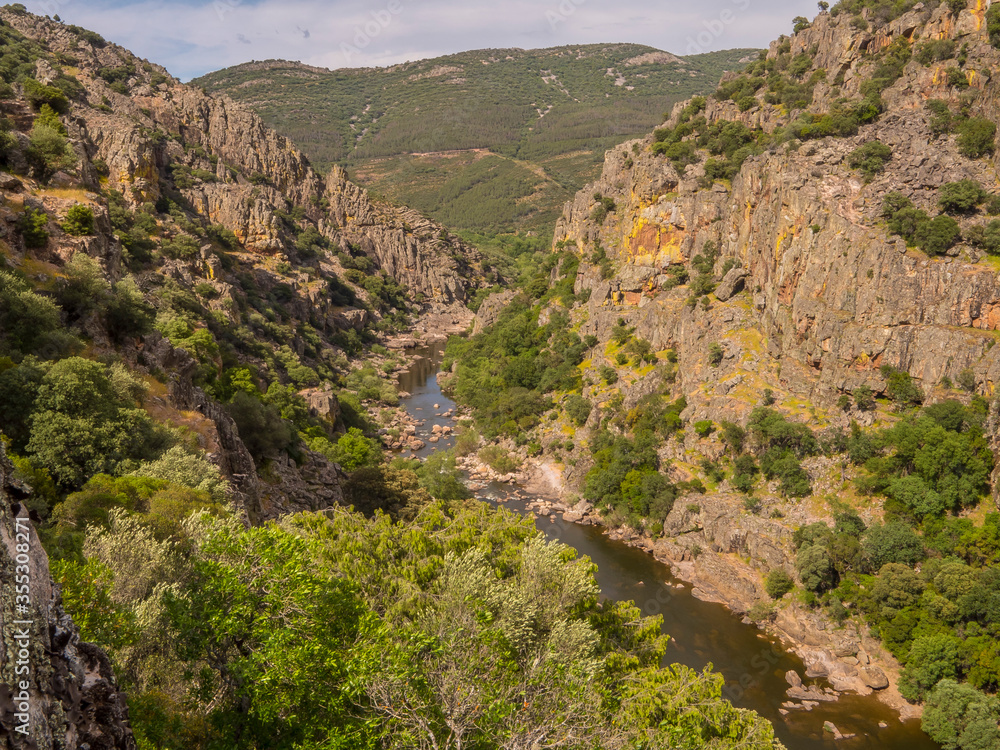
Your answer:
[396,346,940,750]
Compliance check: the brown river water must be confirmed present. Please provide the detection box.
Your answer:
[396,345,940,750]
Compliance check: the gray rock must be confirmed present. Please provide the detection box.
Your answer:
[714,267,748,301]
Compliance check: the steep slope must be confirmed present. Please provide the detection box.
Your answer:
[194,46,758,233]
[441,0,1000,734]
[0,6,499,520]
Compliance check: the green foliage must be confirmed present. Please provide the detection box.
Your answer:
[923,679,1000,750]
[708,342,724,367]
[927,99,955,137]
[765,568,794,599]
[900,635,962,701]
[956,118,996,159]
[564,393,592,426]
[796,544,836,592]
[61,203,95,235]
[26,358,164,489]
[225,391,297,464]
[308,427,382,472]
[988,3,1000,48]
[939,180,988,215]
[18,207,49,247]
[22,77,69,113]
[0,271,61,356]
[848,140,892,180]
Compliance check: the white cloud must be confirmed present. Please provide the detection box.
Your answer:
[25,0,819,80]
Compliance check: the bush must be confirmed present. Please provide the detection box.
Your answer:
[27,122,74,174]
[26,358,162,489]
[18,207,49,248]
[796,544,836,592]
[847,141,892,180]
[693,420,714,438]
[61,204,95,235]
[915,215,960,256]
[938,180,988,214]
[478,445,519,474]
[564,393,592,426]
[708,343,724,367]
[765,569,794,599]
[226,391,296,464]
[957,118,996,159]
[22,78,70,113]
[989,3,1000,48]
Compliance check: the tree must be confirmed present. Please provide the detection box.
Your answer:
[957,118,997,159]
[62,203,95,235]
[923,679,1000,750]
[861,522,925,572]
[848,141,892,180]
[166,517,379,750]
[765,569,794,599]
[899,635,961,701]
[18,207,50,248]
[915,215,960,256]
[225,391,296,464]
[0,271,60,355]
[27,358,162,489]
[708,342,724,367]
[564,393,592,426]
[796,544,836,592]
[939,180,988,214]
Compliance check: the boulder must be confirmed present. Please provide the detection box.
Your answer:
[714,267,748,301]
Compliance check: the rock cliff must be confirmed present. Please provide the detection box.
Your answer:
[0,443,134,750]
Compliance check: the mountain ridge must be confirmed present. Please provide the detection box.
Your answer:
[195,44,759,233]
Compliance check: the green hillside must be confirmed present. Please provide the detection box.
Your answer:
[194,45,757,234]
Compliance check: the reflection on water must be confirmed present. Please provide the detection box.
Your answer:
[394,347,939,750]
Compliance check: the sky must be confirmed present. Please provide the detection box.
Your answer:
[23,0,821,81]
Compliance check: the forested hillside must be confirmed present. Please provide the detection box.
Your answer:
[0,6,781,750]
[436,2,1000,749]
[195,46,757,234]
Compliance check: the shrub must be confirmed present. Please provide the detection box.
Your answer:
[708,343,724,367]
[564,393,592,426]
[957,118,996,159]
[18,207,49,247]
[22,78,70,113]
[27,122,74,174]
[225,391,296,464]
[693,420,714,438]
[847,141,892,180]
[915,215,960,256]
[61,204,95,235]
[854,385,875,410]
[599,365,618,385]
[796,545,835,592]
[989,3,1000,48]
[478,445,519,474]
[938,180,988,214]
[765,569,794,599]
[926,99,954,137]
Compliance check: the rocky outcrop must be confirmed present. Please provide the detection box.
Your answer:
[1,9,486,305]
[0,443,134,750]
[554,2,1000,439]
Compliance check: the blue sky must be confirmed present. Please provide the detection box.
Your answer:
[24,0,820,81]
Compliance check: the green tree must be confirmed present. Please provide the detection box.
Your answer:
[61,203,95,235]
[899,635,962,701]
[166,517,380,750]
[765,568,794,599]
[796,544,836,592]
[939,180,988,214]
[27,358,162,489]
[957,118,997,159]
[923,679,1000,750]
[861,522,925,572]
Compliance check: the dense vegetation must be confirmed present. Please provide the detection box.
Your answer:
[194,46,757,233]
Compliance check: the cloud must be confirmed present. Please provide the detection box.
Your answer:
[24,0,819,80]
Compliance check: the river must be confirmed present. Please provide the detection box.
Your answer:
[396,345,940,750]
